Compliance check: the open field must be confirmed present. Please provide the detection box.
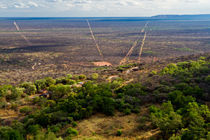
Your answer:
[0,18,210,85]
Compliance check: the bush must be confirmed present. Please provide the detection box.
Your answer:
[19,106,33,114]
[49,84,71,100]
[123,108,131,115]
[150,102,183,137]
[72,122,77,127]
[48,124,62,133]
[11,102,18,111]
[35,79,47,91]
[91,73,99,80]
[205,75,210,83]
[20,82,37,95]
[0,126,24,140]
[168,90,195,109]
[28,124,41,135]
[151,70,157,75]
[101,97,115,116]
[66,127,78,137]
[116,130,122,136]
[45,77,56,87]
[78,74,86,80]
[66,74,73,79]
[6,87,24,101]
[116,83,146,96]
[161,63,178,75]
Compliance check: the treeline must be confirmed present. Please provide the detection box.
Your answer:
[0,56,209,139]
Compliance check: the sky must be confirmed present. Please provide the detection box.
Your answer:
[0,0,210,17]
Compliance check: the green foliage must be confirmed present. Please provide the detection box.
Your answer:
[168,90,195,109]
[66,127,78,137]
[34,131,62,140]
[91,73,99,80]
[19,106,33,114]
[117,63,137,71]
[78,74,86,80]
[48,124,62,133]
[0,85,24,101]
[123,108,131,115]
[6,87,24,101]
[20,82,37,95]
[116,83,146,96]
[0,57,208,140]
[161,63,178,75]
[49,84,71,100]
[66,74,73,79]
[150,70,157,75]
[205,75,210,83]
[169,134,181,140]
[35,79,47,91]
[150,99,210,139]
[116,130,122,136]
[28,124,41,135]
[72,122,77,127]
[0,126,24,140]
[150,102,183,137]
[45,77,56,87]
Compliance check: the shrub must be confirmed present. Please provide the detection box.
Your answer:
[116,130,122,136]
[150,102,183,137]
[48,124,62,133]
[151,70,157,75]
[205,75,210,83]
[20,82,37,95]
[49,84,71,100]
[28,124,41,135]
[11,102,18,111]
[101,97,115,116]
[66,74,73,79]
[0,101,7,109]
[45,77,56,87]
[168,90,195,109]
[161,63,178,75]
[116,83,146,96]
[0,85,13,98]
[78,74,86,80]
[0,126,24,140]
[72,122,77,127]
[123,108,131,115]
[35,79,47,91]
[6,87,24,101]
[45,132,62,140]
[66,127,78,136]
[91,73,99,80]
[19,106,33,114]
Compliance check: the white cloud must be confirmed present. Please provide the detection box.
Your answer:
[0,0,210,16]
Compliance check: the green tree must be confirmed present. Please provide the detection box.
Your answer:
[20,82,37,95]
[0,126,24,140]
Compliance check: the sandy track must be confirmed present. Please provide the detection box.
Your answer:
[14,21,32,46]
[86,19,104,60]
[119,22,149,65]
[138,32,147,62]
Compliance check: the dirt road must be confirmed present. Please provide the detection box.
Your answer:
[86,19,104,60]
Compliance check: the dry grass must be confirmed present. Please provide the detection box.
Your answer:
[74,109,160,140]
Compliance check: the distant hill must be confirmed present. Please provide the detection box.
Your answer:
[151,14,210,20]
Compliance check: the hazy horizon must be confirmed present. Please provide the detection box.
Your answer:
[0,0,210,17]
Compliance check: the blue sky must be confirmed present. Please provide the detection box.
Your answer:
[0,0,210,17]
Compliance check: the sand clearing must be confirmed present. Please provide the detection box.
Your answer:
[93,61,112,66]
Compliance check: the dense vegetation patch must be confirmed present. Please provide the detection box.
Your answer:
[0,56,209,139]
